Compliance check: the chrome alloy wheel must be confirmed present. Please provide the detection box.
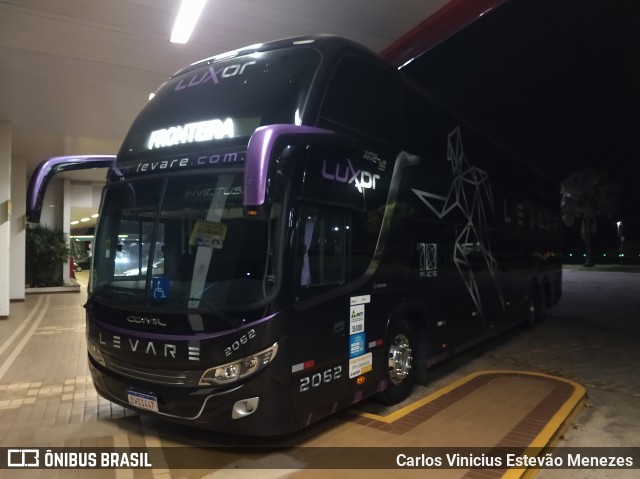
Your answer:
[388,333,413,385]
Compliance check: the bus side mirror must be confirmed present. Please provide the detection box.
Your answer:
[243,124,353,219]
[27,155,116,223]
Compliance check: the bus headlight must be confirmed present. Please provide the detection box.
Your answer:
[199,343,278,386]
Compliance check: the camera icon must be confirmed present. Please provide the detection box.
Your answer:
[7,449,40,467]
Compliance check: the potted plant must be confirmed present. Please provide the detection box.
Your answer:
[25,224,71,287]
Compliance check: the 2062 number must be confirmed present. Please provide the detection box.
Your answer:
[299,366,342,392]
[224,329,256,357]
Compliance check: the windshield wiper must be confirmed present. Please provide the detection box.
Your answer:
[189,282,217,300]
[186,296,236,327]
[105,285,143,297]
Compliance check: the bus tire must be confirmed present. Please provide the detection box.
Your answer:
[376,319,416,405]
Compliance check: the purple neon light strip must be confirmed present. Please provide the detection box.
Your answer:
[244,124,334,207]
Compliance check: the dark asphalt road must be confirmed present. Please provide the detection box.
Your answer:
[553,268,640,337]
[530,270,640,479]
[382,268,640,478]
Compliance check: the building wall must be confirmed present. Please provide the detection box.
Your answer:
[0,120,12,316]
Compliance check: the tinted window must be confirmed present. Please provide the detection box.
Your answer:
[92,172,280,310]
[321,56,401,146]
[119,47,321,161]
[402,85,453,158]
[298,208,348,288]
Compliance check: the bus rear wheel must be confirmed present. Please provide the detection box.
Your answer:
[376,319,416,405]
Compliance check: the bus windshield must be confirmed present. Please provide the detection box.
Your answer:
[91,172,280,310]
[118,47,321,162]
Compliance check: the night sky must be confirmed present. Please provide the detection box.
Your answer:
[398,0,640,255]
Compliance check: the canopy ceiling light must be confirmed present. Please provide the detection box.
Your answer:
[170,0,207,44]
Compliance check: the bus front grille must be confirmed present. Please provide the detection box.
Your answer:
[103,353,202,387]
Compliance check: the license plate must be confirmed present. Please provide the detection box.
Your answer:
[127,391,159,412]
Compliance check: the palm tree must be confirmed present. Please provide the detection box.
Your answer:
[560,168,619,266]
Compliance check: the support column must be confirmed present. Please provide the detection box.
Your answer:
[62,178,71,285]
[0,120,11,317]
[10,155,26,300]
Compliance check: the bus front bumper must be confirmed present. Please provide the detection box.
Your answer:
[88,354,298,436]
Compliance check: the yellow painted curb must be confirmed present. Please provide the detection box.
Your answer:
[357,370,587,479]
[503,373,586,479]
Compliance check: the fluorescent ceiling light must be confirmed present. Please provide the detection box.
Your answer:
[171,0,207,44]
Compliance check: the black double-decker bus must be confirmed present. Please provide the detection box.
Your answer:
[27,36,561,435]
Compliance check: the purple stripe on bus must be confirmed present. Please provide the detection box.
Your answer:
[91,311,278,342]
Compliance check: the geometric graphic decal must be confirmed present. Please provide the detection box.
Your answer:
[412,127,504,319]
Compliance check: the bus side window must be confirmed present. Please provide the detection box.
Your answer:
[298,209,348,288]
[320,55,401,146]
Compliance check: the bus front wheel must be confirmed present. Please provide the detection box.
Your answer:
[376,319,416,405]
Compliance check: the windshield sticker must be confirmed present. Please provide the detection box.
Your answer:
[189,220,227,248]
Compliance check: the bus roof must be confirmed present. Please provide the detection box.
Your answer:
[172,35,380,78]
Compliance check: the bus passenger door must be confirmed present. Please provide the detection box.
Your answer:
[289,205,352,428]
